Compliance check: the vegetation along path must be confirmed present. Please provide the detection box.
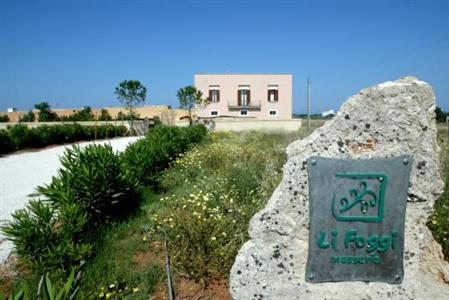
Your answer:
[0,136,141,262]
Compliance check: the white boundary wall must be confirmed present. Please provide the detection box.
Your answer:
[176,119,302,131]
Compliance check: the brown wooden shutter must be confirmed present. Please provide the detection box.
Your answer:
[275,90,279,101]
[209,90,212,101]
[217,90,220,102]
[247,89,251,102]
[267,90,270,101]
[237,90,241,105]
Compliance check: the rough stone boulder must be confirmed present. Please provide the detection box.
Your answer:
[230,77,449,299]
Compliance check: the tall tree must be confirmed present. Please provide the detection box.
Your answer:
[176,86,208,126]
[114,80,147,132]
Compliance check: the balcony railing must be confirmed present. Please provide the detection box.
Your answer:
[227,100,261,110]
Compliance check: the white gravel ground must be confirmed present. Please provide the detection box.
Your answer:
[0,136,141,263]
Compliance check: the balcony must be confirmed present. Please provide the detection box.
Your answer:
[227,100,261,110]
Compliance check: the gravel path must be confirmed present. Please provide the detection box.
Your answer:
[0,137,141,263]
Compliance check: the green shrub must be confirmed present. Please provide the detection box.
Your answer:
[0,129,13,155]
[18,111,36,123]
[98,109,112,121]
[39,144,140,229]
[1,200,91,272]
[116,111,140,121]
[115,125,127,137]
[2,144,139,271]
[0,124,128,155]
[9,124,35,149]
[0,115,9,122]
[122,125,208,188]
[60,107,95,122]
[30,126,52,147]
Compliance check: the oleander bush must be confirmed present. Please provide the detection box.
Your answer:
[2,199,91,272]
[39,145,141,227]
[2,144,139,272]
[122,124,207,188]
[0,124,128,155]
[0,129,14,154]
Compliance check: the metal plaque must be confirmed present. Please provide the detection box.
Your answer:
[305,156,412,284]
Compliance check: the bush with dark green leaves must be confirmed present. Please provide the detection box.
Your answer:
[97,109,112,121]
[0,124,128,155]
[2,200,91,272]
[0,114,9,122]
[115,111,140,121]
[39,144,140,227]
[122,124,208,188]
[18,111,36,123]
[0,129,14,154]
[2,144,139,272]
[60,106,95,122]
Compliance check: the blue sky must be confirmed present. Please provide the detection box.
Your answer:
[0,0,448,113]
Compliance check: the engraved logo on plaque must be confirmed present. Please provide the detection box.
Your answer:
[332,173,387,222]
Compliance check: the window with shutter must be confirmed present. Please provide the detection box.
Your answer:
[209,85,220,103]
[268,89,279,102]
[238,85,250,106]
[268,85,279,102]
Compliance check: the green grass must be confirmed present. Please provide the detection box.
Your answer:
[428,130,449,260]
[78,189,164,299]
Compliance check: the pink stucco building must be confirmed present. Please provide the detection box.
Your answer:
[194,74,292,120]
